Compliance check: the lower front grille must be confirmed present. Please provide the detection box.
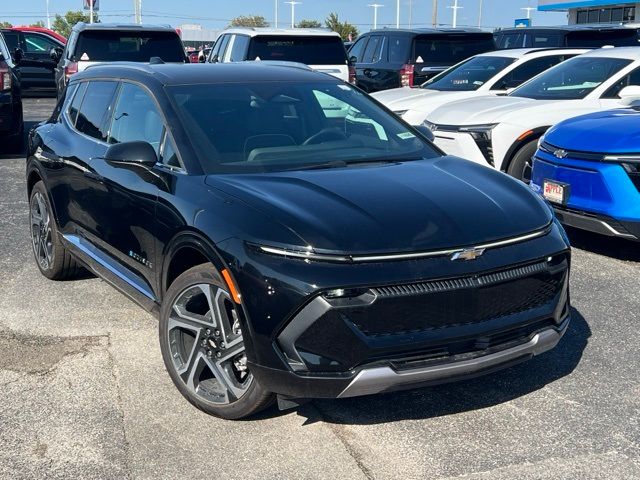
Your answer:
[348,259,566,338]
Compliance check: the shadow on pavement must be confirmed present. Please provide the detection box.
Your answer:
[565,227,640,263]
[297,307,590,425]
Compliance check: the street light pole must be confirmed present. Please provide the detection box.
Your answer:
[478,0,483,27]
[448,0,462,28]
[522,6,536,19]
[275,0,278,28]
[46,0,50,29]
[396,0,400,28]
[90,0,94,23]
[285,1,300,28]
[432,0,438,26]
[368,4,384,30]
[409,0,413,28]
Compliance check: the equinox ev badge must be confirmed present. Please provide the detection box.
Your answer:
[451,248,486,261]
[554,149,568,159]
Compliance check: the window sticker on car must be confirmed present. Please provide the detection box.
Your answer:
[80,52,90,60]
[397,132,416,140]
[337,84,352,91]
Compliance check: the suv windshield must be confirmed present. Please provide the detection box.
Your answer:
[566,30,638,47]
[247,36,347,65]
[73,30,186,62]
[168,81,437,173]
[423,56,515,91]
[511,56,631,100]
[413,34,495,65]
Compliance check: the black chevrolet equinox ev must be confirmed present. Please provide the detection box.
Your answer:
[27,62,571,419]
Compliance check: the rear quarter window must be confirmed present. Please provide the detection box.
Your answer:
[413,34,495,65]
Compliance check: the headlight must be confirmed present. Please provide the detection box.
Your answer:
[458,124,497,141]
[537,135,545,149]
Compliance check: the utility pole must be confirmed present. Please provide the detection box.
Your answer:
[133,0,143,24]
[275,0,278,28]
[409,0,413,28]
[448,0,462,28]
[478,0,483,27]
[285,1,300,28]
[432,0,438,27]
[522,6,536,19]
[396,0,400,28]
[368,4,384,30]
[46,0,50,29]
[89,0,94,23]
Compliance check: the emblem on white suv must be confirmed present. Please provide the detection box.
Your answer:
[451,248,486,261]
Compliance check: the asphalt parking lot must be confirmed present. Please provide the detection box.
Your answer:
[1,98,639,480]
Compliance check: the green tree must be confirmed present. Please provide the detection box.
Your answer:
[31,21,46,28]
[52,10,97,38]
[229,15,269,28]
[325,13,358,41]
[297,19,322,29]
[0,21,12,28]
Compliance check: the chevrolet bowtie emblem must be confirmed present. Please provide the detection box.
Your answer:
[554,149,568,159]
[451,248,485,261]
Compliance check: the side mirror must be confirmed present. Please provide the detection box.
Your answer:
[104,141,158,168]
[198,55,206,63]
[50,47,63,62]
[415,125,435,142]
[618,85,640,105]
[13,48,24,64]
[349,55,357,64]
[210,53,219,64]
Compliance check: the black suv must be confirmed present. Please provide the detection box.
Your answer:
[27,62,570,419]
[0,31,23,152]
[1,28,65,94]
[348,28,496,92]
[495,25,640,49]
[51,23,188,97]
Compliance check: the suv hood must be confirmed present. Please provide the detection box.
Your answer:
[371,87,438,111]
[427,95,548,125]
[205,158,551,254]
[544,107,640,154]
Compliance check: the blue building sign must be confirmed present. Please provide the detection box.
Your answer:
[514,18,531,27]
[538,0,636,11]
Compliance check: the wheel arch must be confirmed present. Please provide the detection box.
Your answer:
[501,126,550,173]
[160,230,230,301]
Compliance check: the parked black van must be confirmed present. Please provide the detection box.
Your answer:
[495,25,640,49]
[348,28,496,93]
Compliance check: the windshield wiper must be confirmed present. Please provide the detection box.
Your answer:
[284,160,348,171]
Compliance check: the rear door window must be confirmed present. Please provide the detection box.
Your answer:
[229,35,250,62]
[361,35,384,63]
[496,33,524,49]
[413,34,495,65]
[108,83,165,155]
[530,34,562,47]
[388,36,409,63]
[247,35,347,64]
[73,30,185,62]
[75,81,119,141]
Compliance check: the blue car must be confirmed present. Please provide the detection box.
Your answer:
[531,108,640,241]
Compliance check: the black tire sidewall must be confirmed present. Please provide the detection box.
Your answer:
[159,264,272,420]
[507,140,537,182]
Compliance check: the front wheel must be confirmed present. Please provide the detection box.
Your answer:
[507,140,538,184]
[159,264,274,419]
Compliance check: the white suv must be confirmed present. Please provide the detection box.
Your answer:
[424,47,640,181]
[372,48,587,125]
[207,28,351,83]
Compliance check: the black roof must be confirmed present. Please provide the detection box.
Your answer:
[365,27,488,36]
[71,22,178,33]
[73,62,337,86]
[495,24,639,33]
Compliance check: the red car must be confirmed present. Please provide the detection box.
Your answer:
[1,26,66,93]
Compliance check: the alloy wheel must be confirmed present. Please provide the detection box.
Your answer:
[167,283,252,405]
[30,191,53,270]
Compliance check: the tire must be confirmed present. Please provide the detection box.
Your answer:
[507,140,538,184]
[159,263,274,419]
[29,181,81,280]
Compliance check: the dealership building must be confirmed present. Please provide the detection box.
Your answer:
[538,1,638,24]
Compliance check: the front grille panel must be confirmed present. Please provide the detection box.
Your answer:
[348,262,565,338]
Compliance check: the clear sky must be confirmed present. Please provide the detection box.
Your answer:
[3,0,568,31]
